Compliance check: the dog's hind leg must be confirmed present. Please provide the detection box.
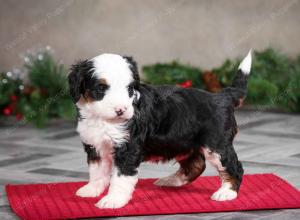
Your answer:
[202,145,243,201]
[154,151,206,187]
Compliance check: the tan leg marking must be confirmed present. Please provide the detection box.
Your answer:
[202,148,238,201]
[154,151,206,187]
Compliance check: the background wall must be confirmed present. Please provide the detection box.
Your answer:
[0,0,300,72]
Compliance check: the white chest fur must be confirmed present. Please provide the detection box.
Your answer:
[77,117,129,148]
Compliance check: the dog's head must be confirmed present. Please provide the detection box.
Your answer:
[68,54,140,121]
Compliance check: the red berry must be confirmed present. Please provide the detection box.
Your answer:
[3,107,12,116]
[185,80,192,87]
[10,95,17,101]
[177,80,193,88]
[16,113,23,120]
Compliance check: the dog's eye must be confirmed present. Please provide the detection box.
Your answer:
[96,84,108,91]
[90,83,108,101]
[127,85,134,97]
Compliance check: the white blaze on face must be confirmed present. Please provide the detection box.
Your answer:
[89,54,135,120]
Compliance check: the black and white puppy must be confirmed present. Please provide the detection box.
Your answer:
[68,51,252,209]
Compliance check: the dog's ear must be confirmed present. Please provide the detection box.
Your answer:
[123,56,139,82]
[68,60,92,103]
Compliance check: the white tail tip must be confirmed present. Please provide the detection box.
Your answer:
[238,49,252,75]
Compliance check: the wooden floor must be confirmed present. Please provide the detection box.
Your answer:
[0,110,300,219]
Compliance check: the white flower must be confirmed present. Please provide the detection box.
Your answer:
[24,56,30,63]
[6,72,12,77]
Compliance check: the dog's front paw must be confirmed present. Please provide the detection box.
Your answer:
[95,193,130,209]
[76,183,105,198]
[211,186,237,201]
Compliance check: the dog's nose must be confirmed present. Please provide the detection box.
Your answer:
[114,106,127,116]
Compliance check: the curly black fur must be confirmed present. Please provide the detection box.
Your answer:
[83,142,100,163]
[113,58,248,191]
[68,60,94,103]
[123,56,140,82]
[70,55,248,193]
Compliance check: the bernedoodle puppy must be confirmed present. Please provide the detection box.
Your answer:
[68,51,252,208]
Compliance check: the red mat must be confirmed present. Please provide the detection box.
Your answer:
[6,174,300,220]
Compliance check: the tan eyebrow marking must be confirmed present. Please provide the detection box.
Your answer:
[82,89,94,103]
[98,78,108,85]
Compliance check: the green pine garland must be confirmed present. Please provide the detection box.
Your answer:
[0,50,76,127]
[142,61,203,88]
[20,51,76,127]
[1,47,300,128]
[0,72,22,107]
[144,49,300,112]
[212,49,300,111]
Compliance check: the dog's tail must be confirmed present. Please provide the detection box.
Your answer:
[222,50,252,108]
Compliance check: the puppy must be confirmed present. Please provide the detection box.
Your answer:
[68,51,252,208]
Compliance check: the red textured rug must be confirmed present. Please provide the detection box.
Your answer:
[6,174,300,220]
